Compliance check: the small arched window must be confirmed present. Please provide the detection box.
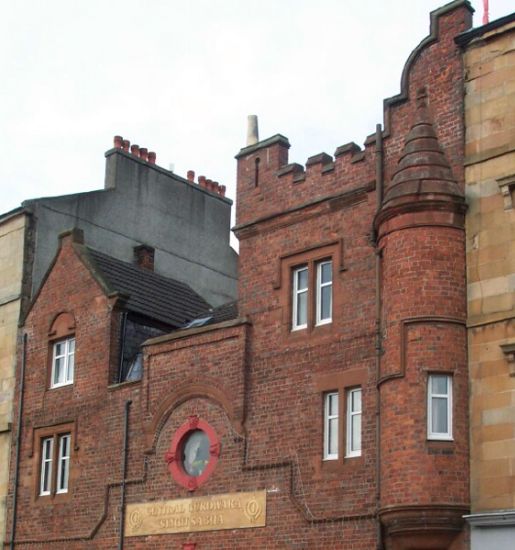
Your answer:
[48,312,76,389]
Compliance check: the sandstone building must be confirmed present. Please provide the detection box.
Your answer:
[457,12,515,549]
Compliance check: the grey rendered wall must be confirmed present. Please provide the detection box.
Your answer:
[24,150,237,307]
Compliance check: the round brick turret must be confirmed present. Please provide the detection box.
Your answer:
[375,90,469,549]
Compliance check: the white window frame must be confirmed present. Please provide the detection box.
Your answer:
[427,374,453,440]
[316,260,332,326]
[56,434,71,494]
[51,337,75,388]
[323,392,339,460]
[39,433,71,496]
[292,266,308,330]
[39,437,54,496]
[346,387,362,457]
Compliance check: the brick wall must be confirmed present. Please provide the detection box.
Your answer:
[5,2,473,549]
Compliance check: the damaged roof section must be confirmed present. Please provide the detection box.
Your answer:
[183,300,239,329]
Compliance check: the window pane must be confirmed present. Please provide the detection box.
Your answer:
[328,418,338,455]
[346,388,362,456]
[182,430,210,477]
[325,393,339,459]
[67,352,74,381]
[320,262,332,284]
[297,291,307,326]
[52,338,75,386]
[42,463,51,494]
[432,397,448,433]
[57,435,70,492]
[43,438,52,459]
[297,268,308,290]
[60,434,69,457]
[352,389,362,412]
[431,375,448,395]
[352,414,361,451]
[328,393,338,416]
[40,438,53,495]
[54,357,64,383]
[320,286,332,320]
[59,460,68,491]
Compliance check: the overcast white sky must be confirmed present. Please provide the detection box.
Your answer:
[1,1,513,222]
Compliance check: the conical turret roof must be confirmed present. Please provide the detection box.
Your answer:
[382,88,464,206]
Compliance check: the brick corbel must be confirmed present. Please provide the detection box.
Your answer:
[380,504,469,550]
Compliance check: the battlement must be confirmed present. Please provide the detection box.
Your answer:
[234,131,377,230]
[234,0,472,232]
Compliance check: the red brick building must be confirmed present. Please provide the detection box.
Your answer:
[6,1,474,548]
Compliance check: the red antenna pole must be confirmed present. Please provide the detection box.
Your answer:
[483,0,490,25]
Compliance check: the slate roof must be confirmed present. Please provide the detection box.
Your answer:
[83,247,211,328]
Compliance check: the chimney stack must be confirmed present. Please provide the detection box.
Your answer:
[246,115,259,146]
[134,244,155,272]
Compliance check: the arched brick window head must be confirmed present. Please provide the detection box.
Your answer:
[165,416,220,491]
[48,312,75,340]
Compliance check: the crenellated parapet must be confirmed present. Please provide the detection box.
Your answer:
[234,0,473,234]
[234,131,377,230]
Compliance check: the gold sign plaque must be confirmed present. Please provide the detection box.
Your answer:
[125,490,266,537]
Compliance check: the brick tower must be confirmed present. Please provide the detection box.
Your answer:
[375,88,469,549]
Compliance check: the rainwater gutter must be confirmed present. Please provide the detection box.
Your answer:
[118,399,131,550]
[9,333,27,550]
[374,123,384,550]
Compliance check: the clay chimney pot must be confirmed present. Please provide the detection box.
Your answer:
[131,144,140,157]
[114,136,123,149]
[139,148,148,161]
[122,139,130,152]
[148,151,156,164]
[187,170,195,182]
